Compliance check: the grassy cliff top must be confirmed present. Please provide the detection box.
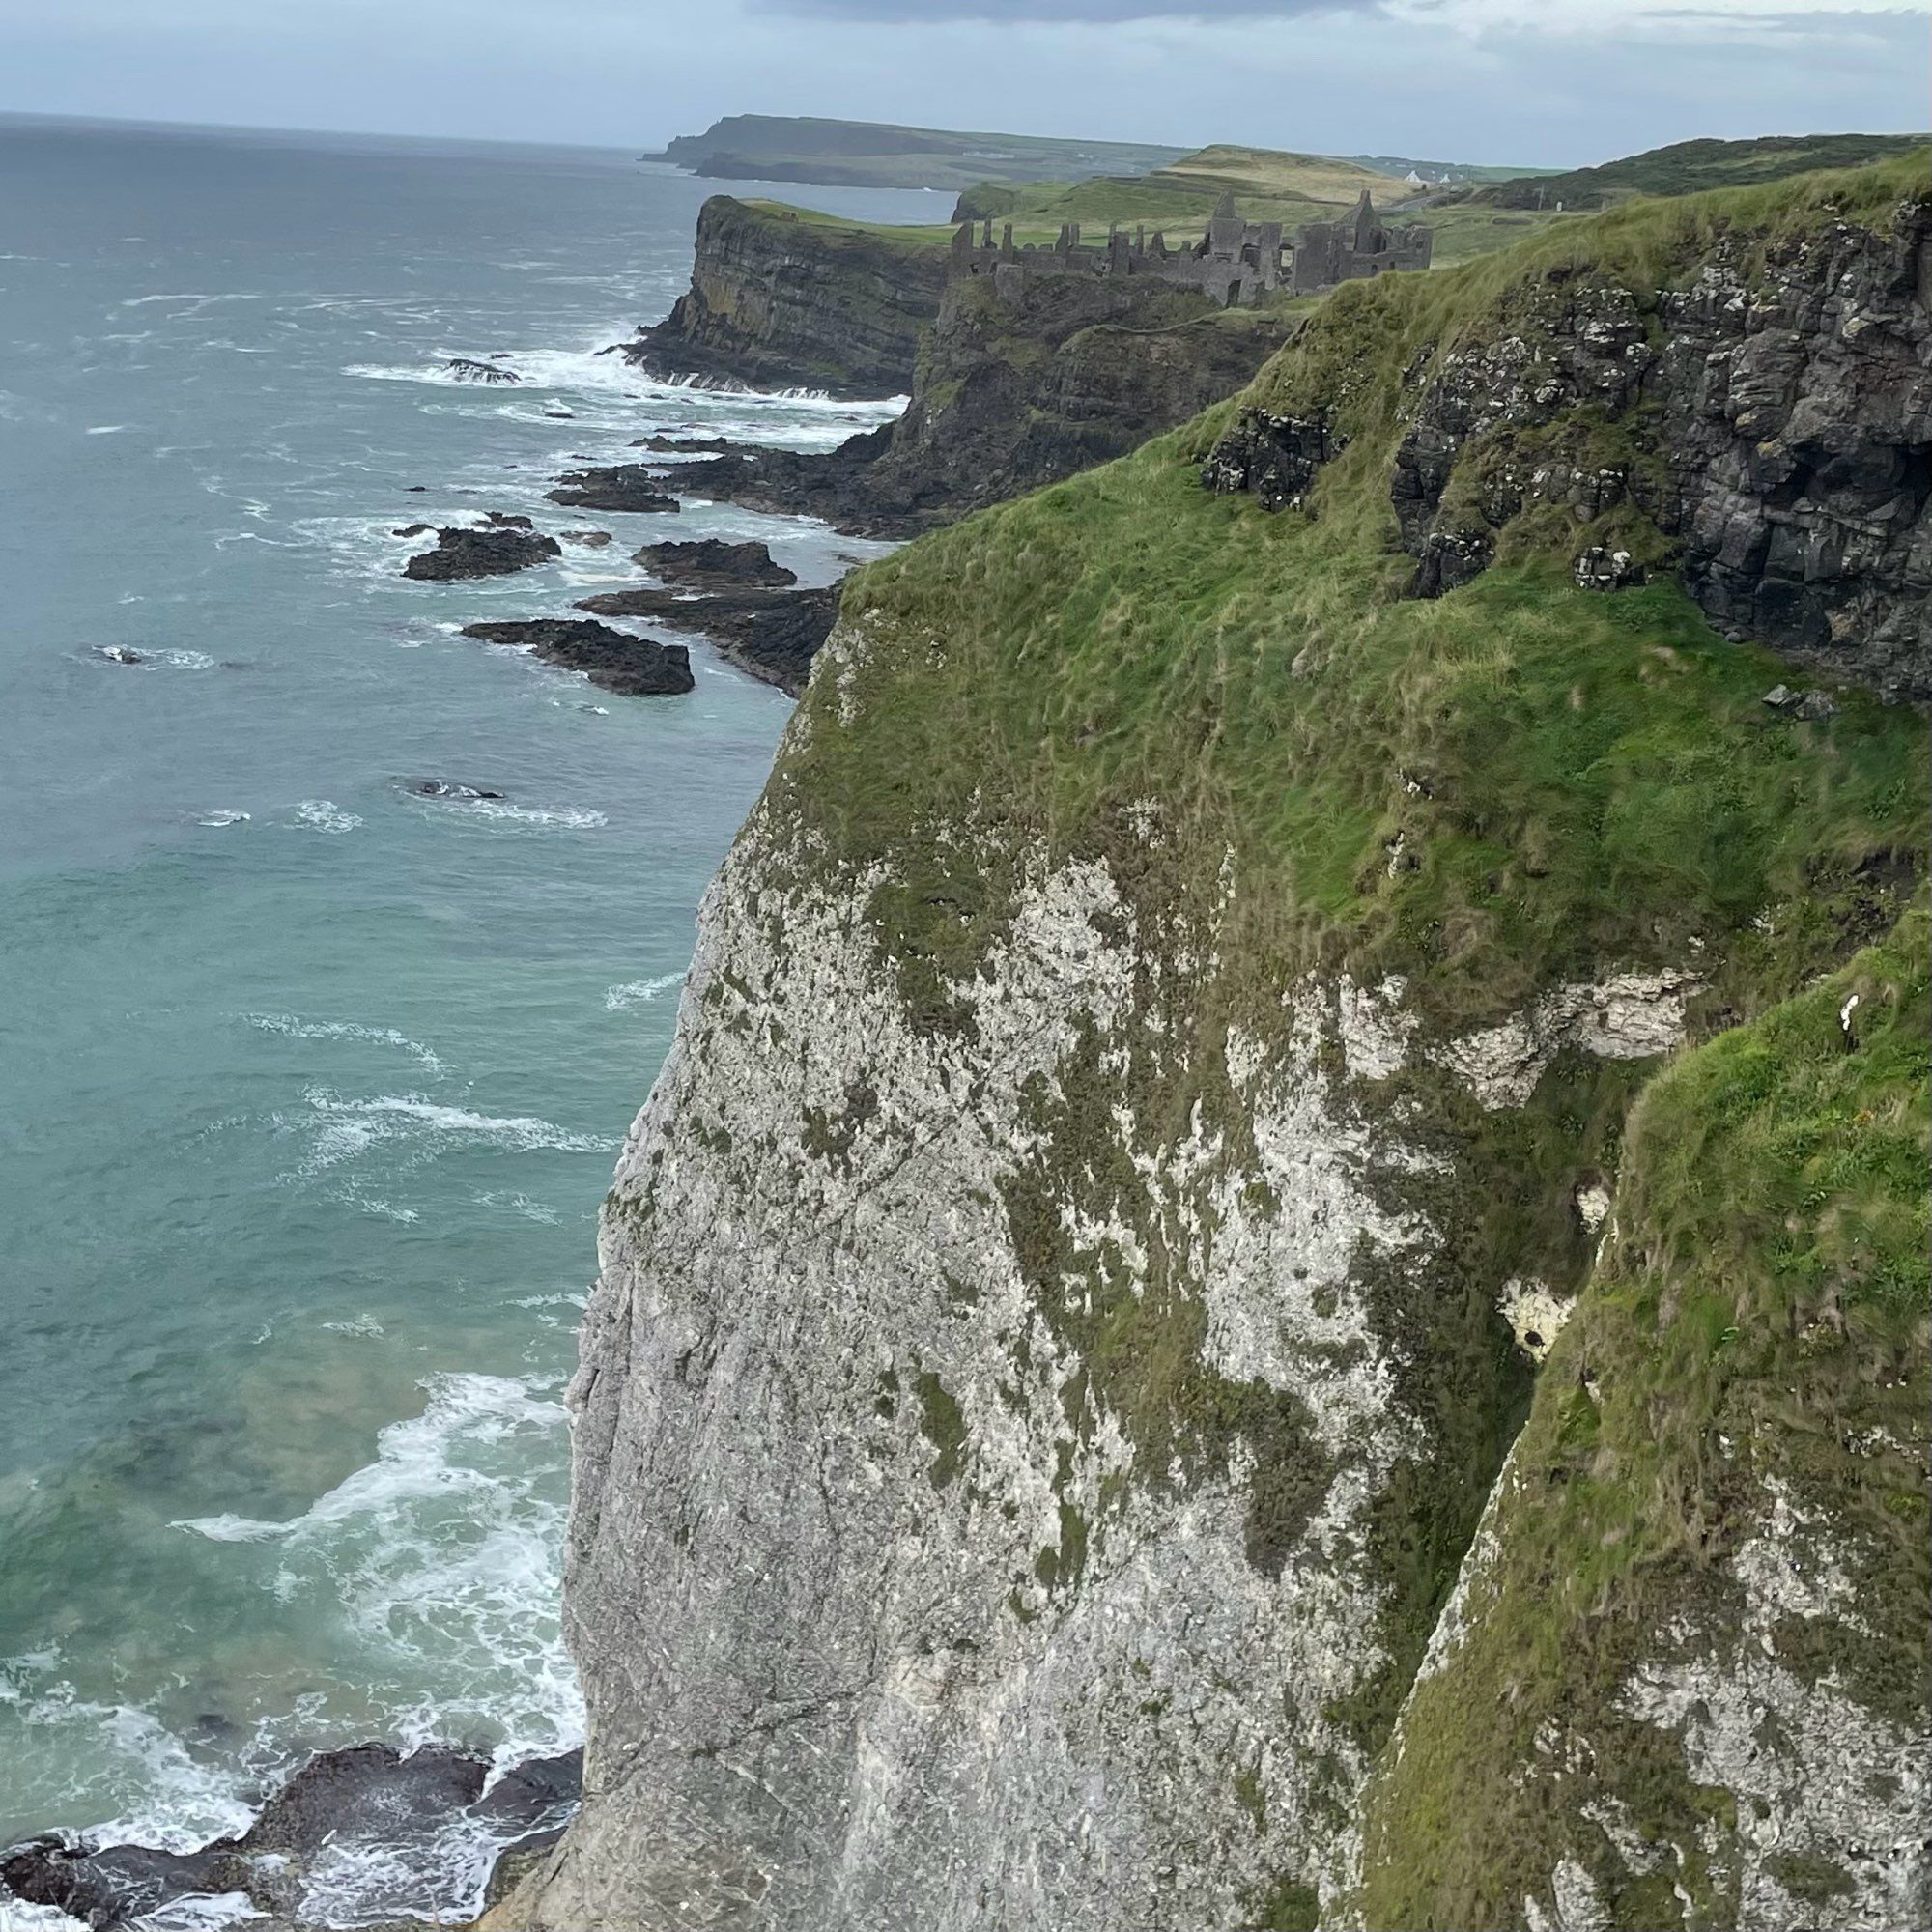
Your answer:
[1472,128,1927,210]
[781,154,1926,1043]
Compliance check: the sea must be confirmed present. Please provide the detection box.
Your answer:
[0,113,934,1923]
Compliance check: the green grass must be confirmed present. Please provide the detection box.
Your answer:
[1351,915,1930,1928]
[1472,130,1927,210]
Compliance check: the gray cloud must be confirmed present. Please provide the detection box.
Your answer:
[757,1,1378,19]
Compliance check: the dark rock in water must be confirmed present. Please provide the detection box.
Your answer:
[243,1743,487,1858]
[635,537,798,589]
[632,433,738,454]
[448,356,519,384]
[0,1741,574,1932]
[577,583,838,696]
[403,524,561,582]
[480,511,537,530]
[559,529,613,548]
[1,1834,235,1928]
[542,405,575,419]
[405,484,429,492]
[392,522,433,538]
[469,1748,583,1831]
[461,619,695,697]
[407,779,504,800]
[90,644,147,664]
[546,466,682,515]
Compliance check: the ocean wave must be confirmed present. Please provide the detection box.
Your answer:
[85,423,131,436]
[438,799,608,829]
[172,1372,584,1773]
[0,1899,90,1930]
[322,1313,387,1337]
[473,1192,563,1225]
[0,1656,261,1859]
[195,810,251,828]
[243,1013,444,1074]
[287,1091,617,1178]
[291,800,361,835]
[603,972,683,1012]
[1,1376,584,1922]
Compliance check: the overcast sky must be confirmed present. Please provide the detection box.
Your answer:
[2,1,1924,168]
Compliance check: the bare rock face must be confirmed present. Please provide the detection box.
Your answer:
[546,467,682,515]
[508,818,1428,1930]
[576,583,837,695]
[635,537,798,589]
[1206,194,1932,704]
[403,521,562,582]
[620,195,949,400]
[461,619,695,696]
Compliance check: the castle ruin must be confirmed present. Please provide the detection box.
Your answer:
[949,187,1432,307]
[1288,187,1434,295]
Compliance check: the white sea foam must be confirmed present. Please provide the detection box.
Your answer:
[321,1313,387,1338]
[0,1900,90,1930]
[135,1894,265,1930]
[291,1091,617,1169]
[439,798,608,829]
[173,1373,584,1771]
[86,424,130,436]
[474,1192,563,1225]
[292,800,361,835]
[195,810,251,828]
[604,972,683,1012]
[243,1013,444,1074]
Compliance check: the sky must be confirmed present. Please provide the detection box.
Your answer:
[1,0,1925,168]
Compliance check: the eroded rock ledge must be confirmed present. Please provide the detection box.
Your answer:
[1205,195,1932,704]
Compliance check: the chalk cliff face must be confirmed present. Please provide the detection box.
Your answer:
[506,160,1929,1932]
[625,196,949,399]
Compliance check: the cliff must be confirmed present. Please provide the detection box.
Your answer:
[504,159,1929,1931]
[1205,160,1932,703]
[655,270,1302,536]
[622,197,950,398]
[652,116,1187,194]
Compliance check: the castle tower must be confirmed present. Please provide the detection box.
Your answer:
[1350,188,1379,254]
[1208,189,1243,258]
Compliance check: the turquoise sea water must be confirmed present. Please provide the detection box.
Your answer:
[0,113,926,1901]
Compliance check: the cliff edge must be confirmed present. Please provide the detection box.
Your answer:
[503,158,1929,1931]
[623,196,949,399]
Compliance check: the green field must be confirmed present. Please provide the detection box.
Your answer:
[1472,129,1926,210]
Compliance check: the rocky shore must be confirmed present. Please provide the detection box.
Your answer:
[2,1745,581,1931]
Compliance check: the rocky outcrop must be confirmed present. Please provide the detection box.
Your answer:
[660,272,1301,537]
[576,584,838,695]
[546,468,681,515]
[623,196,949,399]
[461,619,695,696]
[1,1744,580,1931]
[447,356,520,384]
[1205,187,1932,703]
[403,517,561,582]
[635,538,798,589]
